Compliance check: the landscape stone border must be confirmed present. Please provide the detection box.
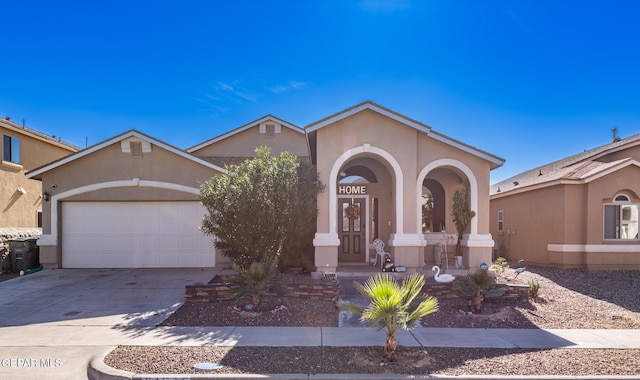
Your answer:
[185,277,529,304]
[186,279,340,303]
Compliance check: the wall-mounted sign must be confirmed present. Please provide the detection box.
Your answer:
[338,185,367,195]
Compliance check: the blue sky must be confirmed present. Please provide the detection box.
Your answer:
[2,1,639,183]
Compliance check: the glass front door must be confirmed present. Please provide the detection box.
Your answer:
[339,198,366,262]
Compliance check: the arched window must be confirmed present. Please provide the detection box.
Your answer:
[422,179,445,232]
[338,165,377,184]
[604,194,639,240]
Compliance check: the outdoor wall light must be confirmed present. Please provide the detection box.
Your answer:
[42,192,50,202]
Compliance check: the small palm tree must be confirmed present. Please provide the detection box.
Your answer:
[225,257,286,311]
[339,273,439,362]
[454,269,492,313]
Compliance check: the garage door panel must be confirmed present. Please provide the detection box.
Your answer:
[62,202,215,268]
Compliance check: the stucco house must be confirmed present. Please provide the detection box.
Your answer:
[27,101,504,273]
[1,117,79,229]
[490,132,640,270]
[1,117,79,259]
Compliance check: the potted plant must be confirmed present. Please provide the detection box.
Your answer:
[451,184,475,269]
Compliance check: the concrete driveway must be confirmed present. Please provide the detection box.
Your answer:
[0,268,217,380]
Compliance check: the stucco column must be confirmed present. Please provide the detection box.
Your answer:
[463,233,495,268]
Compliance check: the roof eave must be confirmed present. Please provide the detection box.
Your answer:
[26,130,227,180]
[187,115,303,153]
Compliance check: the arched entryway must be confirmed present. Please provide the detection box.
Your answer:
[417,158,494,268]
[311,143,403,270]
[336,159,393,264]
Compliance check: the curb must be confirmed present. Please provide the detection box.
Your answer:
[88,348,640,380]
[88,347,135,380]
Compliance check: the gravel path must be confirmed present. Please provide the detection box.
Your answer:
[106,266,640,376]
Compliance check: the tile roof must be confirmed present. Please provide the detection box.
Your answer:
[491,133,640,196]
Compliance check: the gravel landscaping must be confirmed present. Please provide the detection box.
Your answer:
[105,265,640,376]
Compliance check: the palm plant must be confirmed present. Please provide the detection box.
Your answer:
[454,268,492,313]
[339,273,439,362]
[225,257,286,311]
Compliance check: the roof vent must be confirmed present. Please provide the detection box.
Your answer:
[121,138,151,154]
[497,187,501,193]
[538,169,543,176]
[612,127,621,143]
[513,181,519,186]
[130,141,143,158]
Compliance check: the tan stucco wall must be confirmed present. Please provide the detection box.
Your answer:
[490,185,568,265]
[39,143,221,232]
[314,109,415,236]
[1,124,77,228]
[191,124,308,159]
[313,108,497,271]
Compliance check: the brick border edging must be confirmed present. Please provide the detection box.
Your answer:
[186,280,340,303]
[185,279,528,304]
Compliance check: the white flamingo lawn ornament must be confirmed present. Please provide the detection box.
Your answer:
[432,266,455,283]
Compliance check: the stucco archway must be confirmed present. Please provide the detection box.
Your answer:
[416,158,479,237]
[328,144,403,238]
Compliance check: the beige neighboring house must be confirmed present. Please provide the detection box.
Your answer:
[1,117,79,230]
[27,101,505,273]
[490,132,640,270]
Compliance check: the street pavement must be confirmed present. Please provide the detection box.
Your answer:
[1,269,639,380]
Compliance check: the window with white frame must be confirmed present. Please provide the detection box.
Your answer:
[497,210,504,233]
[3,134,20,164]
[604,194,639,240]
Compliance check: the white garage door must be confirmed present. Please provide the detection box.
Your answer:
[61,202,215,268]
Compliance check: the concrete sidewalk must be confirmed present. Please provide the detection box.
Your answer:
[3,325,640,349]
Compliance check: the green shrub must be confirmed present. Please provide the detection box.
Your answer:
[490,257,509,274]
[224,257,287,311]
[527,277,541,300]
[200,146,323,269]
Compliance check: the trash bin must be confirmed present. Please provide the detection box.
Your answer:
[1,247,10,273]
[9,238,40,273]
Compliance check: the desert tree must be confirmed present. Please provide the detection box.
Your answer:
[200,146,322,269]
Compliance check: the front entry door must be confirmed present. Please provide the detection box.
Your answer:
[339,198,366,262]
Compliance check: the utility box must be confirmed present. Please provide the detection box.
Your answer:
[9,238,40,273]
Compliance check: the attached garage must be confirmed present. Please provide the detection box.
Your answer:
[61,201,214,268]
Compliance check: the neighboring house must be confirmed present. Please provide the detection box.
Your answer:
[1,117,79,230]
[27,101,504,273]
[490,132,640,270]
